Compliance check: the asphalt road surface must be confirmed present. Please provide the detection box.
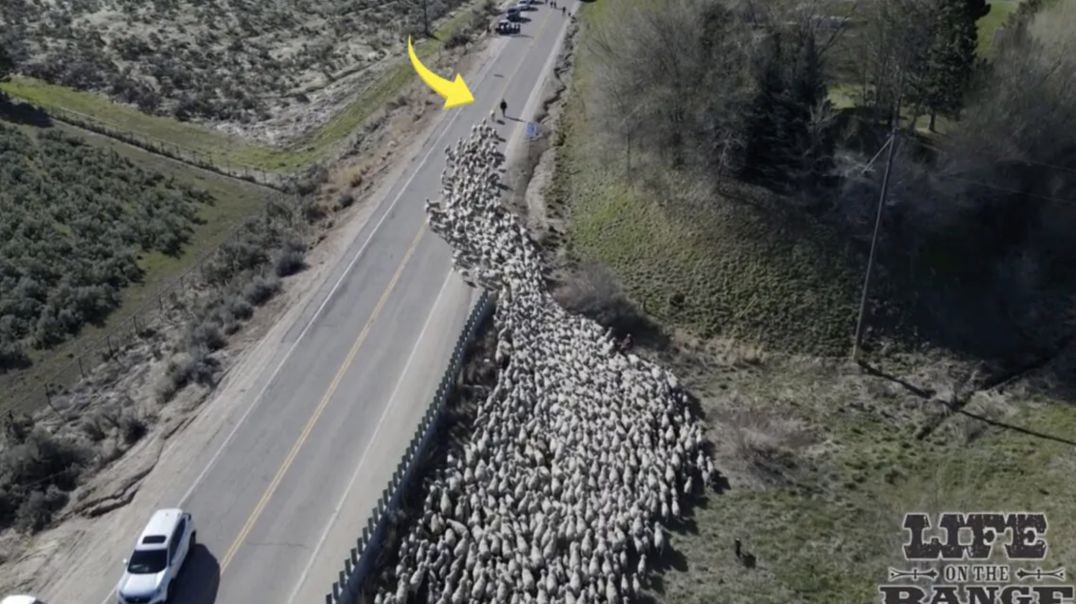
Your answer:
[76,4,576,604]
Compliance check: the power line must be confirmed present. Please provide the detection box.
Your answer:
[845,113,1076,176]
[935,173,1076,207]
[852,129,899,362]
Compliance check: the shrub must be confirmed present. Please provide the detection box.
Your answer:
[0,341,30,372]
[189,319,227,351]
[273,241,306,277]
[445,31,471,49]
[80,415,107,442]
[119,413,147,445]
[243,274,281,306]
[14,486,68,533]
[295,165,328,196]
[0,486,17,528]
[336,192,355,210]
[0,428,89,491]
[159,348,219,401]
[228,297,254,320]
[302,199,327,223]
[555,263,649,337]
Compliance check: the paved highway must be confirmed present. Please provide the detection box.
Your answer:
[46,4,576,603]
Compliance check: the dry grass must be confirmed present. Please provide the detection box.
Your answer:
[547,3,1076,602]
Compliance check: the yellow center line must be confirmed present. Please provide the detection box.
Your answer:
[220,5,559,575]
[219,225,427,573]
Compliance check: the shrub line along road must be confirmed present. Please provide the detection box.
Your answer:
[34,4,576,604]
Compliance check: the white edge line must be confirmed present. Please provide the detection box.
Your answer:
[97,8,570,602]
[96,72,473,604]
[178,105,467,508]
[288,12,572,600]
[285,270,458,604]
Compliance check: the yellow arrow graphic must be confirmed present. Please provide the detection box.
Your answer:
[407,36,475,109]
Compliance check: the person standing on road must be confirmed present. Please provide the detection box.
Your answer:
[500,99,508,118]
[561,6,565,15]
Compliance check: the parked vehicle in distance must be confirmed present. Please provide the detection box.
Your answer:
[517,0,536,11]
[506,7,522,21]
[2,596,46,604]
[496,19,521,34]
[116,509,195,604]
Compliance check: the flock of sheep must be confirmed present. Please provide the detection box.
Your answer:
[372,117,712,604]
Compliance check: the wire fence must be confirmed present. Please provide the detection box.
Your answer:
[40,105,298,191]
[325,291,494,604]
[0,191,305,418]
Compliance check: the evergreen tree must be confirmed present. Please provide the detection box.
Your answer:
[0,44,13,82]
[739,29,834,191]
[913,0,979,130]
[965,0,990,20]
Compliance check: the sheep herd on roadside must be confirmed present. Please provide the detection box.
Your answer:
[372,116,713,604]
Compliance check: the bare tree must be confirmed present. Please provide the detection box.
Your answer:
[855,0,933,127]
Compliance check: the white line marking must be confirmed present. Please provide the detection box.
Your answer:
[178,109,467,509]
[97,7,575,602]
[286,13,573,599]
[96,68,474,604]
[285,270,457,604]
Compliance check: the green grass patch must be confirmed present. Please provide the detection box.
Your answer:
[0,2,484,173]
[555,2,860,355]
[978,0,1024,57]
[827,82,860,110]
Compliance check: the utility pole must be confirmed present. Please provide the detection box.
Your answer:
[852,129,899,362]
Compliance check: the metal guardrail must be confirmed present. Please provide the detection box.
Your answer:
[325,290,494,604]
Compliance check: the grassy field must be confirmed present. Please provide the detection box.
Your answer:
[553,4,860,356]
[551,1,1076,601]
[650,351,1076,602]
[0,118,273,414]
[0,3,484,174]
[978,0,1024,57]
[826,0,1026,111]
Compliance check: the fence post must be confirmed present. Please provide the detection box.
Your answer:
[77,355,86,379]
[106,334,114,356]
[44,384,65,421]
